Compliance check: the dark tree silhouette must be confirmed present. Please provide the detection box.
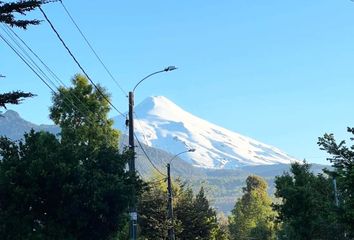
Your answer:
[0,0,49,29]
[0,0,49,109]
[0,91,35,109]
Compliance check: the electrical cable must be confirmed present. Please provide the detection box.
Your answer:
[0,28,102,130]
[58,0,127,97]
[38,6,126,118]
[3,24,96,120]
[134,133,166,176]
[0,31,81,117]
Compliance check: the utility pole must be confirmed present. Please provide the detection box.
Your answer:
[166,149,195,240]
[167,163,175,240]
[127,66,177,240]
[128,91,137,240]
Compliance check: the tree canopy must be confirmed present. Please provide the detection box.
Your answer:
[229,175,277,240]
[274,162,341,240]
[0,0,47,29]
[0,91,35,109]
[138,179,225,240]
[318,128,354,238]
[0,74,142,240]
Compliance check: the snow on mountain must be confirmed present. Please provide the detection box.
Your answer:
[113,96,298,169]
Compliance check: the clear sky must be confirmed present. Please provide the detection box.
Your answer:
[1,0,354,165]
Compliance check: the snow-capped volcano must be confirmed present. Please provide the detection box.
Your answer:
[113,96,298,169]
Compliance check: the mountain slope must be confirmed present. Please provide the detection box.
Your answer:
[114,96,298,169]
[0,109,328,213]
[0,110,59,140]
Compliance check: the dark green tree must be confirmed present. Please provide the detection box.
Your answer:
[138,180,169,240]
[0,0,48,29]
[50,74,119,149]
[1,0,46,112]
[274,162,341,240]
[0,74,142,239]
[138,179,221,240]
[0,91,34,109]
[318,128,354,238]
[229,175,276,240]
[175,186,218,240]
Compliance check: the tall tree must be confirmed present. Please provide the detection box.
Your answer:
[318,128,354,238]
[138,180,170,239]
[229,175,276,240]
[50,74,119,149]
[175,186,219,240]
[274,162,341,240]
[0,74,142,240]
[138,179,222,240]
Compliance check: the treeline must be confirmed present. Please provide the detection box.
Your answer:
[0,75,227,239]
[2,74,353,240]
[227,133,354,240]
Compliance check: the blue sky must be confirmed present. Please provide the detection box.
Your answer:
[1,0,354,164]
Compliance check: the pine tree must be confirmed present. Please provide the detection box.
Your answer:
[0,0,47,29]
[0,0,49,111]
[175,186,219,240]
[318,128,354,238]
[274,162,342,240]
[0,91,34,109]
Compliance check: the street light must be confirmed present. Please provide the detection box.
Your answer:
[167,148,195,240]
[128,66,177,240]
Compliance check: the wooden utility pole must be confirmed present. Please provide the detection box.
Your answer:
[128,91,137,240]
[167,163,176,240]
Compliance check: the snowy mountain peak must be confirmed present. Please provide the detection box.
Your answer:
[114,96,298,169]
[136,96,189,121]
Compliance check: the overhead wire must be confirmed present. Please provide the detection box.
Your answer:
[38,6,126,118]
[1,24,59,91]
[58,0,127,97]
[0,26,102,131]
[134,133,166,176]
[2,24,97,120]
[133,111,168,177]
[0,31,64,105]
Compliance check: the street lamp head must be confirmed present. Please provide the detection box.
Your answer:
[188,148,196,152]
[164,66,177,72]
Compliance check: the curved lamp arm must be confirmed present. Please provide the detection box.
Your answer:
[133,66,177,93]
[169,148,195,165]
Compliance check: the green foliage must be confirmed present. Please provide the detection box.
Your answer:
[0,75,142,239]
[274,162,341,240]
[0,0,47,29]
[0,91,35,109]
[50,74,119,150]
[318,128,354,238]
[138,181,169,239]
[138,180,222,240]
[175,186,218,240]
[229,175,277,240]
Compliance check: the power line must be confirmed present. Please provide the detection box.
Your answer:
[0,32,57,94]
[133,112,168,177]
[58,0,127,97]
[38,6,125,117]
[2,24,96,119]
[0,28,101,129]
[134,133,166,176]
